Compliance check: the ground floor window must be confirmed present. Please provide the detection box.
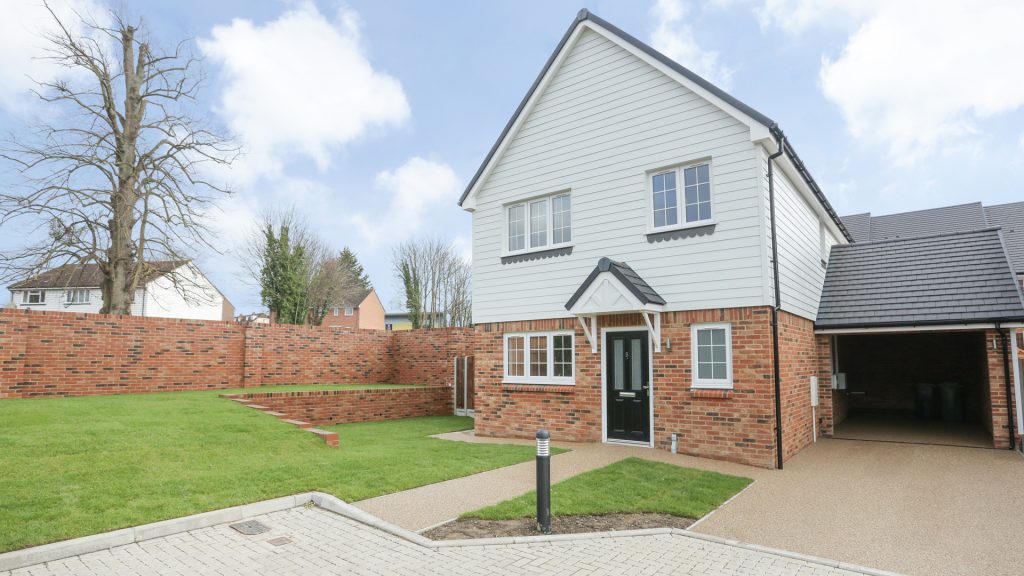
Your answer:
[691,322,732,389]
[504,331,575,384]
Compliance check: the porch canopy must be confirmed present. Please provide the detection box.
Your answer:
[565,257,665,352]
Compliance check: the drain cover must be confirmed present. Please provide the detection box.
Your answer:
[267,537,292,546]
[230,520,271,535]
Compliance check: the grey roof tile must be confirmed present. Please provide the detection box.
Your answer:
[816,228,1024,328]
[984,201,1024,274]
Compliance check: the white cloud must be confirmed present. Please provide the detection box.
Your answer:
[349,157,459,249]
[199,2,410,183]
[758,0,1024,165]
[649,0,734,88]
[0,0,109,115]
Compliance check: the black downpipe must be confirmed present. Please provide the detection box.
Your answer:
[999,326,1016,450]
[768,127,785,470]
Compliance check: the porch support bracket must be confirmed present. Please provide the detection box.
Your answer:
[578,315,598,353]
[641,311,661,352]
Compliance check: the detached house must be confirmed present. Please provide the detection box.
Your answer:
[460,10,1024,468]
[8,261,233,322]
[320,288,385,330]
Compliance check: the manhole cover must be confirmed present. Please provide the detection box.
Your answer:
[230,520,271,535]
[267,537,292,546]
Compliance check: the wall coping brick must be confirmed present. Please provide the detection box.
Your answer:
[501,384,576,394]
[689,389,734,400]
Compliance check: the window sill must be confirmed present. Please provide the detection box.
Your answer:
[501,245,573,264]
[690,388,734,399]
[502,383,575,394]
[646,222,716,243]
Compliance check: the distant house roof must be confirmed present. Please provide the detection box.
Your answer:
[840,201,1024,276]
[9,260,188,290]
[565,257,666,311]
[984,202,1024,274]
[816,228,1024,329]
[335,288,373,309]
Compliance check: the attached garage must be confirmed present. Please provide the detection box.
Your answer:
[816,228,1024,449]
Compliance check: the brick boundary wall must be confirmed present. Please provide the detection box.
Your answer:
[0,308,472,399]
[224,386,454,425]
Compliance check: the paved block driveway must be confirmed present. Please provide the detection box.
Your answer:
[3,507,874,576]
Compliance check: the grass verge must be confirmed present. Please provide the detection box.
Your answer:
[464,457,751,520]
[0,390,537,553]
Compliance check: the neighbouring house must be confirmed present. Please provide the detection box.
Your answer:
[459,10,1024,468]
[385,310,412,331]
[7,260,234,322]
[320,288,385,330]
[235,312,270,326]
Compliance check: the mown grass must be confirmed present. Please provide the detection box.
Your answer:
[464,457,751,520]
[0,390,538,553]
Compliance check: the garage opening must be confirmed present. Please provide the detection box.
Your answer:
[830,331,994,448]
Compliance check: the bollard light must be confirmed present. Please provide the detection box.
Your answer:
[536,428,551,535]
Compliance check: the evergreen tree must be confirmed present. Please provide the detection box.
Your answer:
[259,224,309,324]
[338,247,371,290]
[401,261,422,329]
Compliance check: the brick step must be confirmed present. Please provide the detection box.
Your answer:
[308,428,339,448]
[283,419,313,429]
[264,411,286,417]
[246,404,270,410]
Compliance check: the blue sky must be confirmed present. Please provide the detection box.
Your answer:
[2,0,1022,313]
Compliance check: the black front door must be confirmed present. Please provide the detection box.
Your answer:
[606,331,650,443]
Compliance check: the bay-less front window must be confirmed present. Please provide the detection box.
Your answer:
[651,161,712,229]
[504,331,574,384]
[23,290,45,304]
[65,288,90,304]
[505,192,571,254]
[691,323,732,389]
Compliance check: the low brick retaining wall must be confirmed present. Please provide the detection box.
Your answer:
[223,386,454,426]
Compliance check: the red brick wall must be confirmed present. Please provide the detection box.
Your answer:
[986,328,1019,449]
[226,386,453,425]
[0,309,471,398]
[815,334,839,435]
[389,328,474,385]
[0,308,244,398]
[777,311,818,462]
[473,308,781,468]
[243,324,392,386]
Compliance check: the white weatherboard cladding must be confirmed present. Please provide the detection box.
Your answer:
[10,288,104,313]
[768,161,834,320]
[471,29,765,324]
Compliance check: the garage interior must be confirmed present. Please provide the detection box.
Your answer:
[830,331,995,448]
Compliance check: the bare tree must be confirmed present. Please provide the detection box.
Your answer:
[392,237,472,328]
[0,3,236,313]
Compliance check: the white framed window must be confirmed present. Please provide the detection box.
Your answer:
[504,191,572,255]
[344,307,354,316]
[65,288,90,304]
[649,161,713,231]
[333,307,339,316]
[22,290,45,305]
[691,323,732,389]
[504,331,575,385]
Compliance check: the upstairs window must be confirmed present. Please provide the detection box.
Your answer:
[505,192,572,254]
[23,290,45,304]
[66,289,90,304]
[344,307,354,316]
[651,161,712,230]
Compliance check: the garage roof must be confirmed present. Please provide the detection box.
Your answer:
[816,228,1024,329]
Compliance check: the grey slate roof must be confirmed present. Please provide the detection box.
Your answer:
[840,203,988,242]
[984,202,1024,274]
[565,257,666,311]
[816,228,1024,328]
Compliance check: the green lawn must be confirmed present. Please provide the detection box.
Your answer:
[465,457,752,521]
[219,383,425,394]
[0,391,539,553]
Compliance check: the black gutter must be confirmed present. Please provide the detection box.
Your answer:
[768,129,785,471]
[998,324,1016,450]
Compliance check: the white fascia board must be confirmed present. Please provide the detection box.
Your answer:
[459,25,587,212]
[815,323,1024,335]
